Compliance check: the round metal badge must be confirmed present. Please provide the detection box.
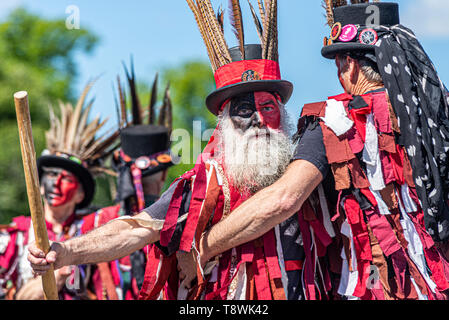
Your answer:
[157,154,172,164]
[330,22,342,41]
[135,156,151,170]
[339,24,358,42]
[359,28,378,45]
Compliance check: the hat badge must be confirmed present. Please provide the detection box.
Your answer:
[242,70,261,82]
[359,28,378,45]
[339,24,358,42]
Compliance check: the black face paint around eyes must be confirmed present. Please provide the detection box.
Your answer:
[41,174,59,203]
[230,93,260,132]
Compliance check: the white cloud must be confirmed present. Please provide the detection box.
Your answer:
[402,0,449,38]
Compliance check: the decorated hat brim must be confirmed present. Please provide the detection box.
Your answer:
[141,160,175,177]
[205,80,294,116]
[321,42,375,60]
[37,155,95,209]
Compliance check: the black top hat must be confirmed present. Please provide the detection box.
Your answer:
[117,125,174,177]
[205,44,293,115]
[322,2,400,59]
[187,0,293,116]
[37,155,95,209]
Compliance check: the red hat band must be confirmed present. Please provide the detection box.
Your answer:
[214,59,281,89]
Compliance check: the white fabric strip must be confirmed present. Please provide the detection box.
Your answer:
[338,220,358,297]
[410,277,428,300]
[396,189,437,293]
[321,99,354,137]
[363,114,386,191]
[400,184,418,213]
[274,224,289,298]
[232,263,247,300]
[318,184,336,237]
[370,186,391,215]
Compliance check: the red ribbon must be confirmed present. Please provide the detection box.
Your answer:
[214,59,281,89]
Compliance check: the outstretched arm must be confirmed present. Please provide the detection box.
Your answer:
[28,211,160,275]
[199,159,323,266]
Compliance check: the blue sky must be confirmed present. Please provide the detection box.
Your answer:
[1,0,448,131]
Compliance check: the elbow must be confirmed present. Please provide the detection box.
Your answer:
[259,185,301,224]
[278,191,301,217]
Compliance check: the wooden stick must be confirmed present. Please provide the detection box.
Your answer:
[14,91,59,300]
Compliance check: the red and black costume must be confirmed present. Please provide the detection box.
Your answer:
[289,1,449,299]
[137,0,307,298]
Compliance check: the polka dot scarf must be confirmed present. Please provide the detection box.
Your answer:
[374,24,449,242]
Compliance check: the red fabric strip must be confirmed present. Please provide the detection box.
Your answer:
[343,196,373,298]
[138,246,161,300]
[263,230,282,279]
[159,179,187,247]
[371,91,393,134]
[179,162,208,252]
[297,210,317,300]
[253,246,272,300]
[284,260,303,271]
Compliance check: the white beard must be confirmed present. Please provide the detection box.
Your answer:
[215,105,295,195]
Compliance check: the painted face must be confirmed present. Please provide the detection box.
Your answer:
[229,91,281,132]
[41,168,80,207]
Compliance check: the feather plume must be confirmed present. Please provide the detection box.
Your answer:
[186,0,218,70]
[117,76,127,127]
[263,0,278,61]
[122,56,142,125]
[199,0,231,66]
[323,0,334,27]
[119,61,172,136]
[148,73,158,125]
[333,0,348,7]
[159,83,173,134]
[217,5,225,34]
[66,80,95,152]
[186,0,231,71]
[257,0,266,25]
[45,82,119,170]
[248,0,264,42]
[112,82,122,129]
[229,0,245,60]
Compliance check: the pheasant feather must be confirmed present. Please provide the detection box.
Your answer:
[229,0,245,60]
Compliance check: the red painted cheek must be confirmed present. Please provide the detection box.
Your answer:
[50,172,79,207]
[255,92,281,130]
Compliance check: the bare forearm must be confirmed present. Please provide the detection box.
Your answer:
[62,215,158,267]
[15,277,46,300]
[200,160,323,263]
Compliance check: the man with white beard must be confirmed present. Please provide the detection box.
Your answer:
[27,0,310,300]
[218,94,294,196]
[27,83,300,300]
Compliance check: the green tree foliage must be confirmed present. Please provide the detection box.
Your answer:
[159,60,216,190]
[0,8,98,223]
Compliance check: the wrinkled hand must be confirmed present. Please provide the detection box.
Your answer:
[177,251,198,290]
[27,241,67,276]
[55,266,73,289]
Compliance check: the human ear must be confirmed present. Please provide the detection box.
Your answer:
[349,58,359,84]
[74,186,85,205]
